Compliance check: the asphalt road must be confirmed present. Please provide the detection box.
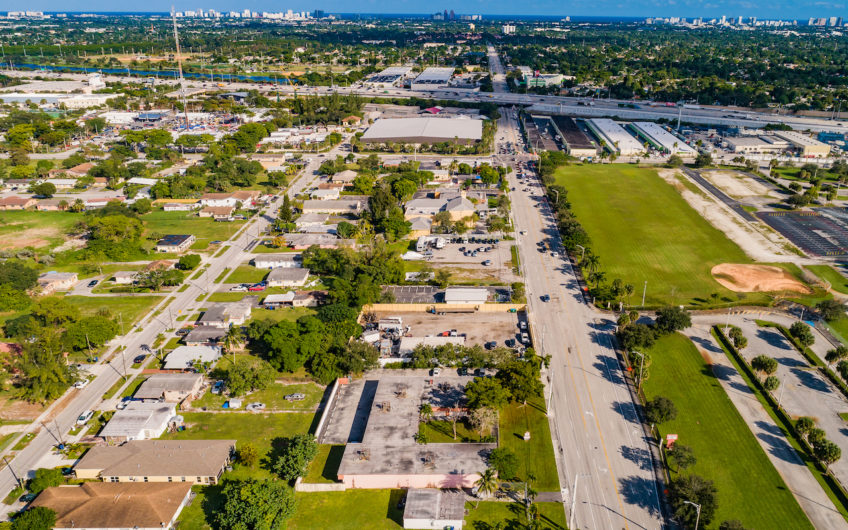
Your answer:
[498,109,663,529]
[0,147,333,501]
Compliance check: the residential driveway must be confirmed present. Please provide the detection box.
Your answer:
[694,314,848,494]
[686,322,848,530]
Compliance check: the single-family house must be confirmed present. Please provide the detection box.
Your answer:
[31,482,193,530]
[2,179,31,191]
[45,178,77,190]
[252,254,302,269]
[302,199,366,215]
[37,272,78,294]
[112,271,138,285]
[65,162,94,177]
[133,373,204,403]
[408,217,432,238]
[199,206,235,221]
[183,326,228,346]
[197,303,252,328]
[199,190,260,208]
[262,292,296,309]
[99,402,177,442]
[0,196,36,210]
[266,267,310,288]
[163,202,199,212]
[331,169,358,185]
[155,234,196,253]
[311,188,341,200]
[163,345,222,371]
[74,439,235,485]
[294,213,329,229]
[85,196,125,209]
[36,198,65,211]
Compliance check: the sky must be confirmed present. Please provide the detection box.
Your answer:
[11,0,848,19]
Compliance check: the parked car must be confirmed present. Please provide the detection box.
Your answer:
[133,354,147,364]
[211,381,225,395]
[73,379,89,390]
[246,402,266,412]
[482,260,492,266]
[19,493,36,504]
[87,280,98,288]
[285,393,306,402]
[176,327,192,337]
[77,410,93,424]
[519,321,527,331]
[521,333,531,345]
[230,285,248,292]
[431,367,442,376]
[248,284,266,292]
[541,294,550,302]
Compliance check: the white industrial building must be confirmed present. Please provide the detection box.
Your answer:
[361,117,482,144]
[772,130,832,157]
[725,135,790,154]
[0,93,111,109]
[628,122,697,155]
[586,119,644,155]
[410,67,455,91]
[366,66,413,87]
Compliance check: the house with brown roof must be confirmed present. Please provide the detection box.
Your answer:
[31,482,192,529]
[134,373,204,403]
[198,205,235,221]
[36,198,66,211]
[66,162,95,177]
[74,439,235,484]
[0,196,36,210]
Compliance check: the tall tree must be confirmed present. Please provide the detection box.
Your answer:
[216,479,295,530]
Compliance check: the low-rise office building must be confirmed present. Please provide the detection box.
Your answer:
[155,234,196,253]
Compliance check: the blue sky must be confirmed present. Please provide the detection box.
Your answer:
[14,0,848,19]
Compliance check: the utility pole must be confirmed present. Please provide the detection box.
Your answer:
[641,280,647,307]
[2,456,23,488]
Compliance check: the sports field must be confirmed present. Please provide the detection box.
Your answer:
[643,333,811,529]
[555,165,791,307]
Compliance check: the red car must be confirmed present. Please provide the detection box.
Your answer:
[248,284,266,292]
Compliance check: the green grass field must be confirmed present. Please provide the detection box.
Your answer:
[643,333,811,528]
[193,382,324,411]
[807,265,848,295]
[0,210,80,250]
[499,396,559,492]
[142,210,245,246]
[64,295,162,326]
[554,164,803,307]
[225,265,268,284]
[288,490,405,529]
[303,444,345,483]
[249,307,316,323]
[465,501,566,529]
[419,419,487,443]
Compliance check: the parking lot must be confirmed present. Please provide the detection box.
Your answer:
[758,208,848,257]
[370,310,525,347]
[424,241,519,283]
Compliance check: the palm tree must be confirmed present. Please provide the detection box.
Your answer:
[624,284,635,306]
[223,326,245,364]
[584,254,600,273]
[474,468,499,507]
[419,403,433,423]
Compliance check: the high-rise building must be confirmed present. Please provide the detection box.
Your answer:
[502,24,516,34]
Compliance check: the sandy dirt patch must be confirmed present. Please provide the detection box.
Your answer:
[711,263,812,294]
[704,170,773,199]
[0,226,62,250]
[371,310,523,346]
[656,169,799,262]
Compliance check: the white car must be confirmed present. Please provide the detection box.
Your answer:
[77,410,94,424]
[73,379,90,390]
[246,402,266,412]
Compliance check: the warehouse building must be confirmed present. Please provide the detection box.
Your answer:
[361,117,482,145]
[366,66,413,88]
[725,135,790,154]
[628,122,697,155]
[772,130,832,157]
[550,116,597,158]
[586,118,644,155]
[410,67,455,91]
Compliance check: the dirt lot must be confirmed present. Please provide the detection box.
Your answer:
[371,310,525,347]
[703,170,776,199]
[711,263,812,294]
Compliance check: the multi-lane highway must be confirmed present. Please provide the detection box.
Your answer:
[497,108,663,529]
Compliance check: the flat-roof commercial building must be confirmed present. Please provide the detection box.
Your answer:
[361,118,483,145]
[155,234,196,253]
[586,118,644,155]
[99,402,177,442]
[773,130,832,157]
[367,66,414,87]
[550,116,597,158]
[410,67,455,91]
[725,135,790,154]
[403,489,465,530]
[629,122,697,155]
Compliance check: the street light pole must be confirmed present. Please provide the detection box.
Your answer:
[634,351,645,391]
[641,280,647,308]
[683,500,702,530]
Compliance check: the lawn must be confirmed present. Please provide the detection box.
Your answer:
[192,382,325,411]
[303,444,345,483]
[0,210,79,250]
[288,489,405,529]
[465,501,566,529]
[827,317,848,346]
[499,396,559,492]
[159,412,314,461]
[419,419,489,443]
[249,307,316,323]
[554,164,784,307]
[643,333,811,528]
[225,265,268,284]
[807,265,848,295]
[64,295,163,327]
[142,210,245,246]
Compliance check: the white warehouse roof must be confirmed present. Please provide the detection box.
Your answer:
[361,117,482,144]
[630,122,697,155]
[586,119,644,155]
[412,67,455,85]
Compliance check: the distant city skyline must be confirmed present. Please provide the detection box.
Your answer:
[3,1,848,19]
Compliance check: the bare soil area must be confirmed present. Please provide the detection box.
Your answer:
[0,226,61,250]
[703,170,774,199]
[711,263,812,294]
[371,310,525,346]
